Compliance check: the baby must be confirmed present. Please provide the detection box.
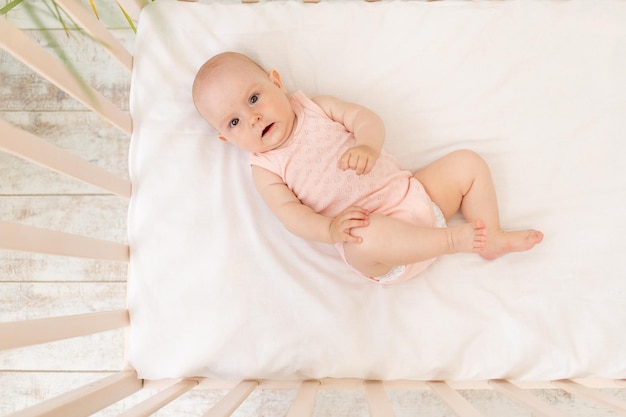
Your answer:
[192,52,543,283]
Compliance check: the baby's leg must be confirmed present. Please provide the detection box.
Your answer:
[414,149,543,260]
[343,213,487,278]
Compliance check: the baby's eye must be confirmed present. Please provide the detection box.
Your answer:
[229,118,239,128]
[249,94,259,105]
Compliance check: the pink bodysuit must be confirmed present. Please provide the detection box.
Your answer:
[250,91,442,283]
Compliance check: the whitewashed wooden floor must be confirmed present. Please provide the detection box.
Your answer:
[2,2,626,416]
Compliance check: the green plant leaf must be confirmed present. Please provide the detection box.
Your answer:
[50,0,71,37]
[116,0,136,34]
[0,0,26,15]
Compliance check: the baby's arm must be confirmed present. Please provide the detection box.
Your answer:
[312,95,385,175]
[252,165,368,244]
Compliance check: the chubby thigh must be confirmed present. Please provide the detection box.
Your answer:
[337,182,444,281]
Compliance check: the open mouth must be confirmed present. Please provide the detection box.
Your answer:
[262,123,274,138]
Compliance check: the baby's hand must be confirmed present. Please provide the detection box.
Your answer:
[338,145,379,175]
[329,206,369,244]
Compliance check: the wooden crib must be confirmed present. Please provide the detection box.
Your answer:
[2,0,626,416]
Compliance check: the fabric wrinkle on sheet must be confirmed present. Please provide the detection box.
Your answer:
[250,91,440,284]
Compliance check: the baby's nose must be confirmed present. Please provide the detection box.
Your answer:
[250,113,262,126]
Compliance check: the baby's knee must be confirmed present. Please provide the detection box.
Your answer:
[346,213,399,268]
[450,149,490,176]
[350,212,390,242]
[342,218,391,277]
[452,148,482,164]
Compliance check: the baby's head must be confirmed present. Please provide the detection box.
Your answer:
[192,52,296,153]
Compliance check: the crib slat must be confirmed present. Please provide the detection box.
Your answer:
[0,17,132,136]
[53,0,132,72]
[285,380,320,417]
[0,221,129,261]
[364,381,396,417]
[553,379,626,415]
[489,380,571,417]
[0,309,129,350]
[0,119,131,199]
[201,380,259,417]
[118,379,198,417]
[6,371,141,417]
[427,381,485,417]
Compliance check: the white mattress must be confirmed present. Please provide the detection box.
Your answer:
[127,0,626,381]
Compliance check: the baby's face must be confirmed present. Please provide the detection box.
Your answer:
[196,60,296,154]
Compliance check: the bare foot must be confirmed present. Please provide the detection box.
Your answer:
[480,228,544,260]
[447,219,488,254]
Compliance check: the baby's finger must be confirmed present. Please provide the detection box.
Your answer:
[343,206,369,220]
[348,154,360,172]
[362,158,375,175]
[338,150,353,171]
[341,231,363,244]
[341,217,369,231]
[356,156,370,175]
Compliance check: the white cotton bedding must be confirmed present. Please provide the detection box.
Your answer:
[127,0,626,381]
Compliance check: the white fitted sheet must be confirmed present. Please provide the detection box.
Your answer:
[127,0,626,380]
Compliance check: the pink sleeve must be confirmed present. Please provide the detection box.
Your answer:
[249,153,280,176]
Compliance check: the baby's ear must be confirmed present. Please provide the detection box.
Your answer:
[269,70,286,92]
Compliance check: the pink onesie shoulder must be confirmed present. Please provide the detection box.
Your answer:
[249,152,278,174]
[291,91,329,118]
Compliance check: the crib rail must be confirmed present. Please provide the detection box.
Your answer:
[554,380,626,416]
[0,309,129,350]
[117,379,198,417]
[0,220,129,260]
[51,0,133,72]
[7,371,142,417]
[0,16,131,136]
[0,119,131,198]
[5,373,626,417]
[1,1,131,259]
[427,381,484,417]
[1,2,133,413]
[285,380,319,417]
